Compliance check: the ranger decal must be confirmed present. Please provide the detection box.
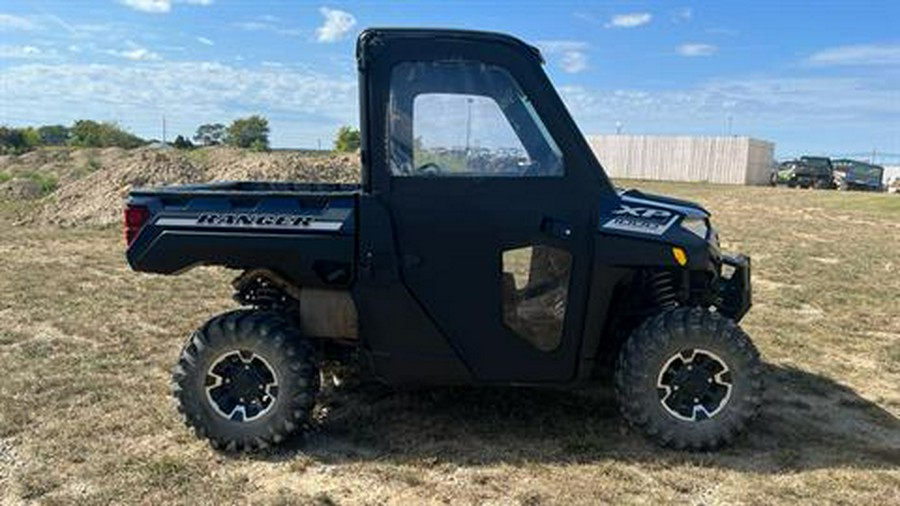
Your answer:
[154,214,343,232]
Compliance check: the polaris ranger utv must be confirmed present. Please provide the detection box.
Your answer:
[125,28,761,452]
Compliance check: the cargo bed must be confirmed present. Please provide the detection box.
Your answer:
[126,181,358,287]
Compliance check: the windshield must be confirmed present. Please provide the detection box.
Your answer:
[801,157,832,169]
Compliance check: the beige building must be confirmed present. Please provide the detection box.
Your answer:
[586,135,775,185]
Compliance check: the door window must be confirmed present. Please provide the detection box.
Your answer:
[388,61,563,178]
[501,245,572,351]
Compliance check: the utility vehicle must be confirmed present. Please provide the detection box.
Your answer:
[773,157,834,189]
[832,159,884,192]
[125,28,762,452]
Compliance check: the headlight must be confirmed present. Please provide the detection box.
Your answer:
[681,217,709,240]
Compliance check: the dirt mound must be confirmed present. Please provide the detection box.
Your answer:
[0,178,44,200]
[201,147,360,183]
[0,147,130,187]
[36,150,204,226]
[29,147,360,226]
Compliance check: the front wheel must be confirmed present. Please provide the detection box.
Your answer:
[615,307,762,450]
[172,310,320,452]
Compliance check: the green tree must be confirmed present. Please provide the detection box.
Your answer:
[0,126,45,154]
[333,126,360,152]
[225,115,269,150]
[20,127,41,150]
[69,120,103,147]
[0,127,26,154]
[193,123,225,146]
[37,125,70,146]
[69,120,145,149]
[173,135,194,150]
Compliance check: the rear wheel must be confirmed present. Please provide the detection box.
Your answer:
[615,307,762,450]
[172,310,319,452]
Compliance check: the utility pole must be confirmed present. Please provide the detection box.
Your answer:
[162,115,167,145]
[465,97,473,157]
[727,115,733,136]
[615,121,622,135]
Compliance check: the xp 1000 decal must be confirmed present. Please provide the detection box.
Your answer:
[602,205,678,236]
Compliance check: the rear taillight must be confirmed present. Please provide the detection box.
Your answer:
[124,205,150,246]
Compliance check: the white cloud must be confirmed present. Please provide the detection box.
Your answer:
[561,51,588,73]
[606,12,652,28]
[107,47,162,61]
[234,21,268,31]
[0,60,358,146]
[0,45,50,59]
[539,41,589,74]
[808,44,900,66]
[706,27,739,36]
[120,0,213,14]
[0,13,36,30]
[233,19,302,37]
[557,76,900,149]
[316,7,356,43]
[121,0,171,13]
[672,8,692,23]
[563,75,900,155]
[43,16,121,39]
[123,48,161,61]
[196,36,214,46]
[677,43,717,57]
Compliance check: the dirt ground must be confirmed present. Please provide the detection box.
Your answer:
[0,179,898,505]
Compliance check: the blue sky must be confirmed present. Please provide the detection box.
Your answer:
[0,1,897,160]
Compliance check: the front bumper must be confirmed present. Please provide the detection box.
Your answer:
[716,254,751,322]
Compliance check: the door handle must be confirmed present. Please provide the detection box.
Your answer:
[541,217,573,240]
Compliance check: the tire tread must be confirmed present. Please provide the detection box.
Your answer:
[171,309,319,452]
[615,307,763,451]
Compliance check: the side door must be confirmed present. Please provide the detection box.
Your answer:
[368,36,601,383]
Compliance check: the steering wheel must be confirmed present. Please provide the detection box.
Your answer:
[415,162,444,175]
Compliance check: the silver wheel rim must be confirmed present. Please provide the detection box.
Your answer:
[205,350,279,422]
[656,348,733,422]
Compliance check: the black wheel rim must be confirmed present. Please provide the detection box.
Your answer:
[205,350,279,422]
[657,348,732,422]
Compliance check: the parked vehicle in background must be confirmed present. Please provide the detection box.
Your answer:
[772,161,799,187]
[773,157,834,189]
[832,159,885,192]
[799,156,836,189]
[888,177,900,194]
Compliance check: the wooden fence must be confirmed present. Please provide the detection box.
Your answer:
[586,135,775,185]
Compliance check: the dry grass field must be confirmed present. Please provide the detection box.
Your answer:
[0,182,898,505]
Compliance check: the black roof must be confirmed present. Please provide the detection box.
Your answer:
[356,27,544,64]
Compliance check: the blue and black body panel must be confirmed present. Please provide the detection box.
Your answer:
[594,188,750,321]
[597,188,716,271]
